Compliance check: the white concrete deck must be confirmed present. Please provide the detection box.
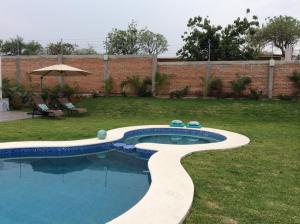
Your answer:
[0,125,250,224]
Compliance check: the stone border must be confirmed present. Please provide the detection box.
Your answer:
[0,125,250,224]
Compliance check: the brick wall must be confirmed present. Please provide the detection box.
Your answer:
[1,55,153,95]
[63,56,104,93]
[273,62,299,96]
[108,56,153,94]
[2,58,18,81]
[158,60,300,97]
[210,62,269,95]
[1,55,299,97]
[158,62,206,95]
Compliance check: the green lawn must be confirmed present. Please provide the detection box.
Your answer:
[0,97,299,224]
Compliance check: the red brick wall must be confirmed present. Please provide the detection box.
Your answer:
[20,56,59,91]
[273,63,299,96]
[1,55,300,97]
[63,57,104,93]
[158,62,205,95]
[108,56,153,94]
[2,58,17,81]
[210,62,269,95]
[2,56,61,92]
[158,61,300,97]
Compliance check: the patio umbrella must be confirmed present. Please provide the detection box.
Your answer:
[28,64,92,91]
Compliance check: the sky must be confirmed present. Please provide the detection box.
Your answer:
[0,0,299,56]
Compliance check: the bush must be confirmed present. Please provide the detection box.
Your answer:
[91,90,100,98]
[169,86,190,99]
[2,78,30,110]
[278,94,294,101]
[155,72,169,95]
[41,84,78,107]
[121,75,152,97]
[104,77,114,96]
[208,76,223,98]
[249,88,263,100]
[289,70,300,96]
[230,74,251,98]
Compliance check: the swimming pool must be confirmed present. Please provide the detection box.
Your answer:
[0,125,250,224]
[0,151,150,224]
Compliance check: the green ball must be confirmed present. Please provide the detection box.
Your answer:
[97,130,107,139]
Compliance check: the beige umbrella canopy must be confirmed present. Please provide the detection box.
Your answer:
[29,64,91,77]
[28,64,92,90]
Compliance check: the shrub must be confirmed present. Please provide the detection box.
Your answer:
[169,86,190,99]
[2,78,30,110]
[41,84,78,107]
[104,77,114,96]
[208,76,223,98]
[289,70,300,96]
[63,83,78,99]
[278,94,294,101]
[41,86,60,107]
[138,77,152,97]
[121,75,152,97]
[91,90,100,98]
[249,88,263,100]
[230,74,251,98]
[155,72,169,95]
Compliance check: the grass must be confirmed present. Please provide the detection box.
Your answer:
[0,97,299,224]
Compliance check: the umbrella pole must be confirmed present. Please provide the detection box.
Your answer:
[60,75,65,87]
[40,76,44,92]
[59,71,65,88]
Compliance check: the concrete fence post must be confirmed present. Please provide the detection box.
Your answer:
[268,59,275,99]
[204,61,211,97]
[16,56,21,85]
[0,56,2,99]
[0,55,9,111]
[152,54,158,96]
[58,54,64,87]
[103,54,109,95]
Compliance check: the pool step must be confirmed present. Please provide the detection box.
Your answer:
[112,142,156,159]
[113,142,136,153]
[113,142,126,150]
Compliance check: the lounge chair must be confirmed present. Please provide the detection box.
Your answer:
[58,97,87,114]
[32,96,64,118]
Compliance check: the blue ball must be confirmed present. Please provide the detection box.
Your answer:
[97,130,107,139]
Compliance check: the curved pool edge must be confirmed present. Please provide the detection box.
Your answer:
[0,125,250,224]
[108,126,250,224]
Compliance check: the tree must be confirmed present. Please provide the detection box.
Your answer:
[23,41,43,55]
[0,37,98,55]
[139,30,168,54]
[219,14,260,60]
[177,16,222,61]
[105,21,168,55]
[105,22,140,55]
[73,45,98,55]
[177,10,261,61]
[254,16,300,56]
[0,36,26,55]
[46,42,78,55]
[0,36,44,55]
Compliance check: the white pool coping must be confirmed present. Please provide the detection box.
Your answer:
[0,125,250,224]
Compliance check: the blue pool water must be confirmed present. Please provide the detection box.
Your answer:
[124,134,220,145]
[0,150,150,224]
[122,128,225,145]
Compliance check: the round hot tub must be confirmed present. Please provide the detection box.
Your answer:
[122,128,226,145]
